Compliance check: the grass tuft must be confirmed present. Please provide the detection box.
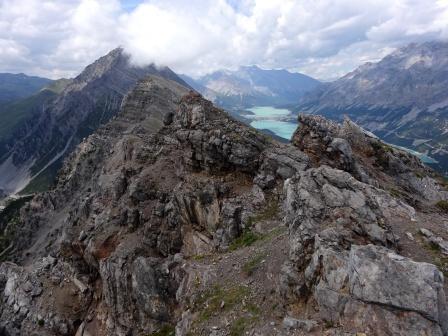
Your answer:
[436,200,448,213]
[149,325,175,336]
[242,254,265,276]
[247,200,280,226]
[229,230,261,251]
[230,317,256,336]
[194,285,249,322]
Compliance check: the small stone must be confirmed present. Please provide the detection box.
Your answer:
[282,316,318,332]
[405,232,414,241]
[420,228,433,238]
[78,230,87,241]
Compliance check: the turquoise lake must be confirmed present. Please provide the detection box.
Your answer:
[246,106,438,164]
[247,106,297,140]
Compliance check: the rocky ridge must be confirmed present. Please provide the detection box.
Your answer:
[0,48,188,196]
[0,75,448,336]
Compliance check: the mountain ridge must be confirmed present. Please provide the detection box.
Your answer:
[183,65,320,109]
[0,48,189,196]
[295,40,448,172]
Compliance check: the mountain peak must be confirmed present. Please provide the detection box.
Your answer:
[190,65,320,108]
[0,49,189,195]
[74,47,129,84]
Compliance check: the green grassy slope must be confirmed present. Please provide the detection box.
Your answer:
[0,73,52,103]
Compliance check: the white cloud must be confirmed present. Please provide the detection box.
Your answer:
[0,0,447,80]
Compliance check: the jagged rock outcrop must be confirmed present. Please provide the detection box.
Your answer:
[1,75,448,336]
[280,166,447,334]
[0,257,91,335]
[293,113,448,204]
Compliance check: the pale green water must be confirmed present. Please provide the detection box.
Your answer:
[247,106,291,117]
[247,107,438,163]
[247,106,297,140]
[251,120,298,140]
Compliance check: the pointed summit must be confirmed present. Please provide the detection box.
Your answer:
[0,49,189,195]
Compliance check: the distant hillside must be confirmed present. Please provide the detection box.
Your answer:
[0,79,72,143]
[295,40,448,173]
[0,73,52,103]
[183,65,320,109]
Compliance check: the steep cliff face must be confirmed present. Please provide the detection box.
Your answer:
[1,76,448,336]
[0,48,188,196]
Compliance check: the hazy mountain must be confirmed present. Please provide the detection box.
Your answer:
[0,79,72,143]
[2,75,448,336]
[295,40,448,172]
[0,48,188,196]
[0,73,52,104]
[184,65,320,109]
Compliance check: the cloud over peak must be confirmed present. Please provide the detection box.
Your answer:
[1,0,447,80]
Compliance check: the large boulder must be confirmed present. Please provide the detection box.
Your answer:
[280,166,448,335]
[307,242,448,335]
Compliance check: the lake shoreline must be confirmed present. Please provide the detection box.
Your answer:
[243,106,298,140]
[244,106,438,165]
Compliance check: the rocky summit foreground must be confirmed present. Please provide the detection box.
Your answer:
[1,75,448,336]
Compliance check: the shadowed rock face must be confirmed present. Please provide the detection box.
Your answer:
[1,75,448,336]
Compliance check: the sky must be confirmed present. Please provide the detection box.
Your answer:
[0,0,447,81]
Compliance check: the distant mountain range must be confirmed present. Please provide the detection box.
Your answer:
[182,65,320,109]
[0,73,52,104]
[0,48,188,195]
[295,40,448,172]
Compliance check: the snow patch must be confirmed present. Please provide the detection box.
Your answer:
[412,139,431,147]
